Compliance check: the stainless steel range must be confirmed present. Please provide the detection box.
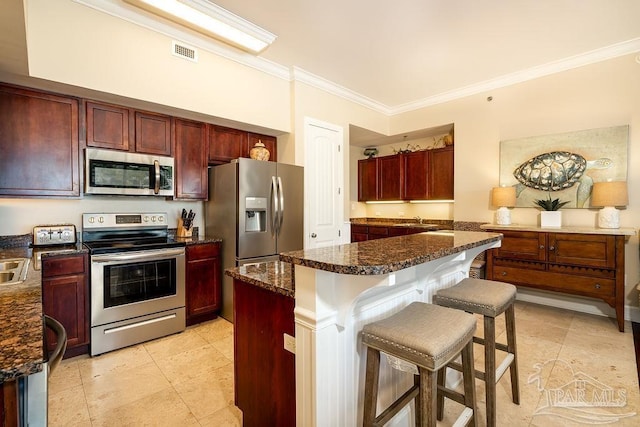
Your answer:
[82,212,186,356]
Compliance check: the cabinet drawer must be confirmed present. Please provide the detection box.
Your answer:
[491,266,615,298]
[495,231,546,261]
[388,227,408,237]
[42,254,85,277]
[186,243,220,260]
[351,225,368,234]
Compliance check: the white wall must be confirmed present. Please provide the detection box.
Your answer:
[25,0,291,132]
[390,53,640,311]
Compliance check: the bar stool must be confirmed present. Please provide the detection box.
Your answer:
[434,278,520,427]
[361,302,478,427]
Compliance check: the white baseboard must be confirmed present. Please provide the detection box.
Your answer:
[516,288,640,324]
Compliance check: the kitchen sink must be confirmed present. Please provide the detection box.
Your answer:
[0,258,30,285]
[393,223,439,229]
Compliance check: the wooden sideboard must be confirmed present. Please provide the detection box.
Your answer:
[483,225,635,332]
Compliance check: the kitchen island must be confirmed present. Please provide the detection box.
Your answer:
[274,230,501,427]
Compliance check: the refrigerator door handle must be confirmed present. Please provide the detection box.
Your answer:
[271,176,279,237]
[277,176,284,234]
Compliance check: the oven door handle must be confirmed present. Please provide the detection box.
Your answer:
[91,248,185,263]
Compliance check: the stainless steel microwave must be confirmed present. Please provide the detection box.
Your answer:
[85,148,174,196]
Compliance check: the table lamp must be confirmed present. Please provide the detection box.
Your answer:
[591,181,628,229]
[492,186,516,225]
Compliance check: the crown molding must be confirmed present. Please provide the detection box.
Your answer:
[291,67,392,115]
[69,2,640,117]
[389,37,640,115]
[72,0,290,81]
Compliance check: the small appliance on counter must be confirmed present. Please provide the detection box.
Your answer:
[31,224,78,270]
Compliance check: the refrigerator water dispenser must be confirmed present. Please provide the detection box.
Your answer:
[245,197,267,232]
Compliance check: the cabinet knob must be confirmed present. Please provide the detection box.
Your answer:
[501,271,507,276]
[539,245,545,250]
[594,283,601,289]
[549,246,555,251]
[311,233,317,238]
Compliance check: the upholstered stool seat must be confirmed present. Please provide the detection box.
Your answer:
[361,302,478,427]
[434,278,520,427]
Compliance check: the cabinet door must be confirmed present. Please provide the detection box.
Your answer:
[86,101,130,151]
[174,118,208,199]
[358,158,378,201]
[42,274,88,353]
[234,280,295,427]
[368,226,389,240]
[0,85,80,197]
[378,155,402,200]
[246,133,277,162]
[208,125,244,164]
[495,231,546,261]
[135,111,172,156]
[402,150,429,200]
[549,233,615,269]
[428,146,454,200]
[186,243,221,325]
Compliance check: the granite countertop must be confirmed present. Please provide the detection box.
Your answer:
[0,246,44,383]
[350,217,453,229]
[174,234,223,245]
[481,223,637,236]
[280,230,502,275]
[0,242,86,383]
[225,261,294,298]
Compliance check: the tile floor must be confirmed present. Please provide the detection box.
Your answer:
[49,301,639,426]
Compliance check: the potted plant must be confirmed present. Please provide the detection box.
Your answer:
[534,194,569,227]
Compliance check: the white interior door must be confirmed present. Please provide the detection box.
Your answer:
[304,117,344,249]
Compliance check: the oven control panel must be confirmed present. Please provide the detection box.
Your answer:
[83,213,167,229]
[33,224,77,246]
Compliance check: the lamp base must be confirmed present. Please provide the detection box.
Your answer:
[598,206,620,229]
[495,207,511,225]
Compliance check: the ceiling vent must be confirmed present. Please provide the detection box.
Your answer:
[172,41,198,62]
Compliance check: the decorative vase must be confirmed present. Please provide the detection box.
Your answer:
[249,140,270,161]
[540,211,562,228]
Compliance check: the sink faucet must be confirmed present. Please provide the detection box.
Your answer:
[414,216,423,224]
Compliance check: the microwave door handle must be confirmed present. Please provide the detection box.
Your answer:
[277,176,284,235]
[271,176,278,238]
[153,160,160,194]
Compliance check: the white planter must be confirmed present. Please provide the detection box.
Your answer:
[540,211,562,228]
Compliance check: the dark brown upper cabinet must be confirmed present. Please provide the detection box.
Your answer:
[87,101,172,156]
[208,125,245,164]
[357,147,454,202]
[174,118,208,200]
[0,84,80,197]
[134,111,172,156]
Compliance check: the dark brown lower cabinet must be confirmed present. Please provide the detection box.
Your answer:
[1,381,18,427]
[233,279,295,427]
[42,254,89,358]
[186,243,221,326]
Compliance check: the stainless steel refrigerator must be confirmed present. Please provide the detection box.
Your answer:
[206,157,304,321]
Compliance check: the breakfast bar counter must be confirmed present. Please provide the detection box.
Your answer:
[279,230,502,427]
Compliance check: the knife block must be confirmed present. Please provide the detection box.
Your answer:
[177,218,193,237]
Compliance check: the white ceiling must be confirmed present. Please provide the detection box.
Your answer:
[211,0,640,108]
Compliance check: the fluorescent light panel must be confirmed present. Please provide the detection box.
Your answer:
[124,0,276,53]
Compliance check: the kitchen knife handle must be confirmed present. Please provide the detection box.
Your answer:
[154,160,160,194]
[277,176,284,234]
